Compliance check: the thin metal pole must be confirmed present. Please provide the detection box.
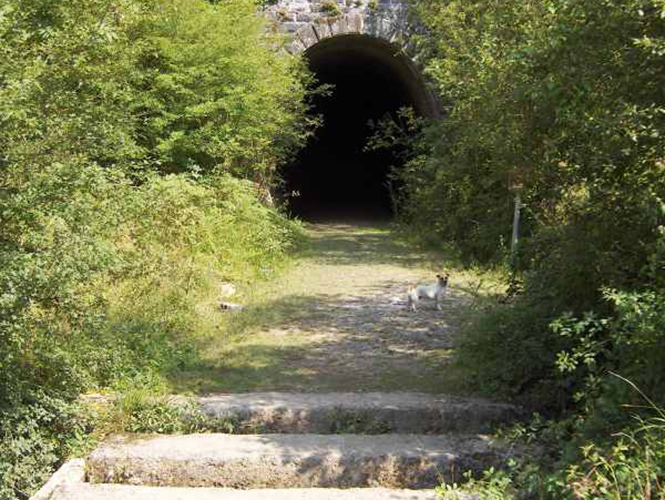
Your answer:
[510,191,521,261]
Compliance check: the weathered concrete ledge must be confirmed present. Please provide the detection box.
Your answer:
[87,433,509,488]
[194,392,521,434]
[48,484,442,500]
[29,459,85,500]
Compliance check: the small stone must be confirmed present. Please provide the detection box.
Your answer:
[219,301,243,311]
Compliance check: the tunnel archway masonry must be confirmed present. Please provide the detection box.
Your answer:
[265,0,438,116]
[266,0,439,219]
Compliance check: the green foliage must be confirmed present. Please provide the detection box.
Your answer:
[0,167,303,497]
[94,390,246,436]
[437,467,520,500]
[320,0,342,16]
[454,299,571,410]
[0,0,313,179]
[394,1,665,496]
[396,0,665,404]
[438,389,665,500]
[133,0,314,178]
[554,288,665,437]
[0,394,92,500]
[0,0,310,496]
[564,406,665,499]
[405,0,665,269]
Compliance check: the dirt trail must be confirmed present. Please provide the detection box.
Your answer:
[175,222,471,394]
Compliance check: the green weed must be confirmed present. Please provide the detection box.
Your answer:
[329,410,392,434]
[320,0,342,16]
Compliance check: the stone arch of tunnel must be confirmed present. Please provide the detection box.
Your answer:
[282,34,435,221]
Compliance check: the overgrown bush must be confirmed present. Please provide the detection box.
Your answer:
[406,0,665,271]
[438,383,665,500]
[0,167,303,498]
[381,0,665,497]
[0,0,313,180]
[0,0,310,496]
[394,0,665,404]
[564,412,665,500]
[0,394,92,500]
[454,301,570,411]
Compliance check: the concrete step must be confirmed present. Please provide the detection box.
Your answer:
[194,392,520,434]
[87,433,512,489]
[32,460,472,500]
[50,484,441,500]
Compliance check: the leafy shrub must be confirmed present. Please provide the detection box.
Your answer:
[132,0,313,178]
[0,0,310,496]
[553,288,665,439]
[0,393,92,500]
[399,0,665,404]
[0,165,303,497]
[320,0,342,16]
[0,0,312,180]
[565,414,665,500]
[454,299,571,410]
[438,389,665,500]
[407,0,665,269]
[445,279,665,498]
[397,1,665,495]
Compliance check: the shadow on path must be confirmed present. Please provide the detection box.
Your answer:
[172,222,465,395]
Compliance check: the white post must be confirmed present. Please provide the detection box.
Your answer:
[510,191,521,261]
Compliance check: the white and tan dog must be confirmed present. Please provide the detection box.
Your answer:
[407,274,449,312]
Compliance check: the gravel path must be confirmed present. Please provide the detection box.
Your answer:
[178,222,471,394]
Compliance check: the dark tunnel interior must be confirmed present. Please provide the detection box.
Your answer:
[282,35,430,222]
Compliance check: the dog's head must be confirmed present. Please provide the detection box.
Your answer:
[436,273,449,285]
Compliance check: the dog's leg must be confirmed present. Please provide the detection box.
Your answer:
[407,289,417,312]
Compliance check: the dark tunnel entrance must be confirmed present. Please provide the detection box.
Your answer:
[283,34,432,221]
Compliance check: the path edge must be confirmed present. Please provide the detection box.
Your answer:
[29,459,85,500]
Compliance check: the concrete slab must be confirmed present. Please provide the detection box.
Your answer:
[50,484,441,500]
[87,433,508,488]
[195,392,520,434]
[30,459,85,500]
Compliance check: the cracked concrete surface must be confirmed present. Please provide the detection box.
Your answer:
[196,392,520,434]
[51,484,442,500]
[87,433,505,488]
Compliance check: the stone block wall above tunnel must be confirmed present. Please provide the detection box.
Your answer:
[264,0,417,56]
[264,0,441,117]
